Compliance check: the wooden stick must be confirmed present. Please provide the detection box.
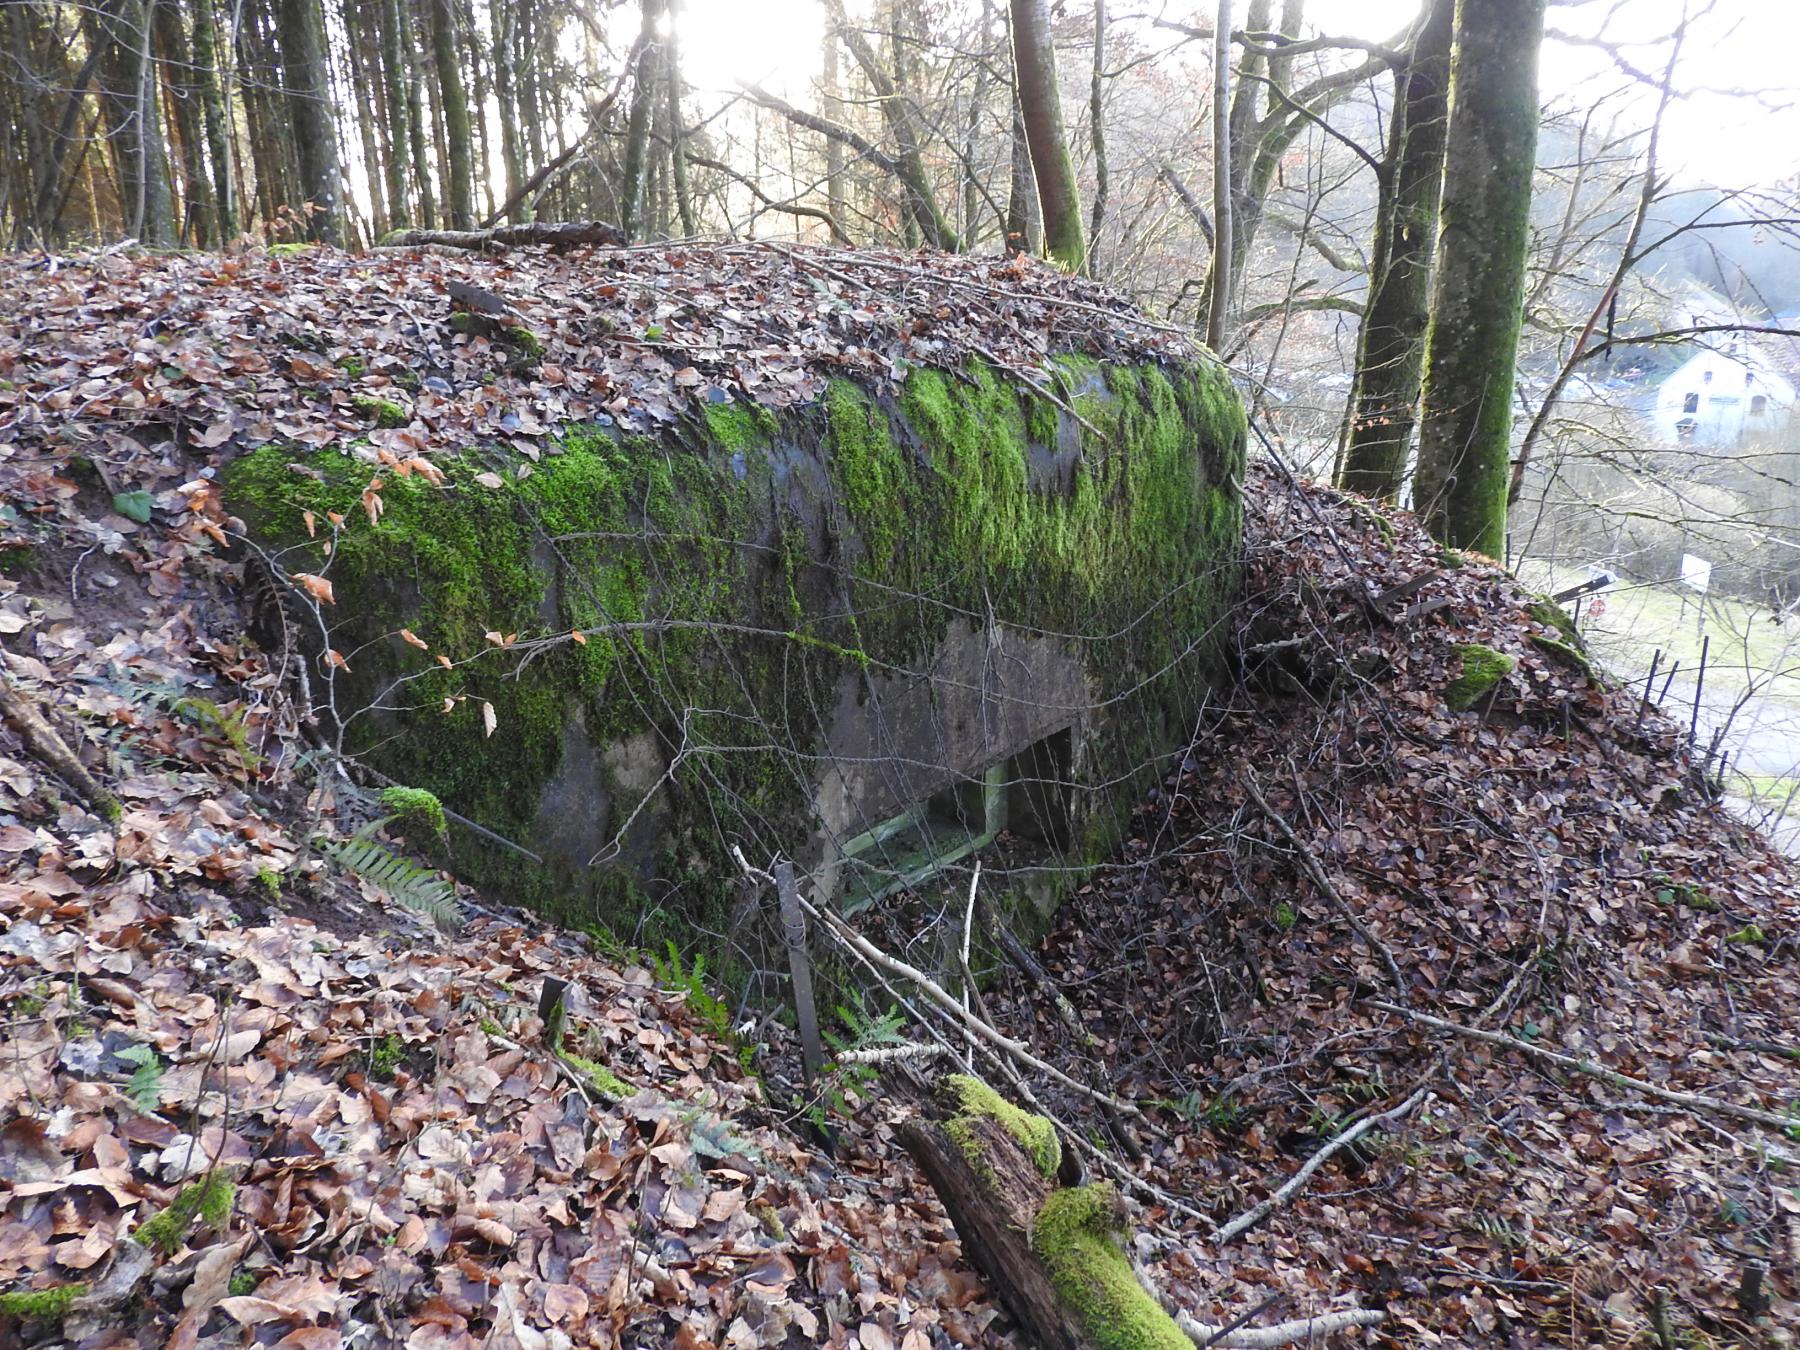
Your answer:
[809,898,1154,1125]
[1242,771,1407,1000]
[775,860,825,1087]
[1369,1001,1800,1133]
[0,659,120,823]
[1175,1308,1388,1348]
[1213,1085,1430,1243]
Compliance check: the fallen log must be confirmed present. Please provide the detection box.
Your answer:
[374,220,625,252]
[896,1074,1191,1350]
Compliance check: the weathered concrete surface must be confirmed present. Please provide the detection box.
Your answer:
[226,355,1246,940]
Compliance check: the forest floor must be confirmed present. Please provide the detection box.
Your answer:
[2,246,1799,1347]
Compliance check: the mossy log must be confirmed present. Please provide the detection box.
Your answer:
[896,1075,1189,1350]
[375,220,625,251]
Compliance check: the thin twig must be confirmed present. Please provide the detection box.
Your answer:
[1241,770,1408,1001]
[1213,1085,1431,1243]
[1370,1001,1800,1133]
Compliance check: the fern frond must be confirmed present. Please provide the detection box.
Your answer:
[318,834,462,930]
[116,1044,164,1113]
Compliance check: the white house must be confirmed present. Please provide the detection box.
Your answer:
[1650,341,1796,449]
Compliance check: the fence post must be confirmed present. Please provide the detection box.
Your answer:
[775,860,825,1087]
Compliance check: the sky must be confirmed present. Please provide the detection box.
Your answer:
[668,0,1800,189]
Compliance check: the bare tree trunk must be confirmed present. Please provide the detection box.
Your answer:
[963,0,994,246]
[1086,0,1108,273]
[1414,0,1547,556]
[821,22,848,238]
[827,0,958,250]
[1338,0,1453,502]
[1009,0,1084,271]
[344,0,389,236]
[618,0,664,241]
[1205,0,1233,348]
[488,0,523,222]
[664,0,696,237]
[427,0,474,228]
[400,0,435,227]
[277,0,343,243]
[1005,70,1040,255]
[192,0,237,239]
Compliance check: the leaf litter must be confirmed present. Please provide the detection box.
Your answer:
[1,242,1798,1346]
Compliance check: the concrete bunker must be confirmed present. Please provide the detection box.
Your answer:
[226,334,1245,942]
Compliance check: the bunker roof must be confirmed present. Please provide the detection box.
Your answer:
[0,242,1204,469]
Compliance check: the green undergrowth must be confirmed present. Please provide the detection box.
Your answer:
[223,357,1243,944]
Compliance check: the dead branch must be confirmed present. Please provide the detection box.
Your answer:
[1213,1085,1431,1243]
[1175,1308,1389,1348]
[0,657,120,823]
[1241,771,1408,1000]
[802,884,1154,1126]
[376,220,625,252]
[1370,1001,1800,1134]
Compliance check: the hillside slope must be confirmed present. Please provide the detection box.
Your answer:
[2,244,1798,1347]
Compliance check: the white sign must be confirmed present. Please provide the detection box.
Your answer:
[1680,553,1712,594]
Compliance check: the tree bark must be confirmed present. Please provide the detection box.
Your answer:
[826,0,959,250]
[821,23,849,238]
[1009,0,1085,271]
[488,0,524,222]
[1005,72,1041,255]
[663,1,696,237]
[277,0,344,243]
[1086,0,1108,272]
[344,0,389,236]
[400,0,436,227]
[428,0,475,229]
[897,1113,1085,1350]
[88,0,176,243]
[377,219,623,250]
[1205,0,1233,348]
[153,0,213,244]
[1338,0,1453,502]
[1414,0,1546,556]
[618,0,664,241]
[191,0,238,239]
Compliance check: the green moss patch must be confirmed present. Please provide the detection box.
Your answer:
[352,394,409,428]
[1031,1185,1189,1350]
[0,1283,86,1322]
[1443,644,1515,712]
[943,1073,1061,1178]
[378,785,448,836]
[562,1052,632,1100]
[223,356,1243,939]
[135,1171,235,1256]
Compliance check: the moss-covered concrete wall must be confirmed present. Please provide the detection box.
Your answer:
[223,355,1245,941]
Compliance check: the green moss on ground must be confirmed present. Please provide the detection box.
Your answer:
[943,1073,1061,1178]
[1443,644,1515,712]
[1031,1185,1190,1350]
[0,1283,86,1321]
[1527,598,1580,643]
[1529,634,1595,680]
[352,394,409,428]
[561,1052,632,1100]
[135,1171,235,1256]
[378,785,447,835]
